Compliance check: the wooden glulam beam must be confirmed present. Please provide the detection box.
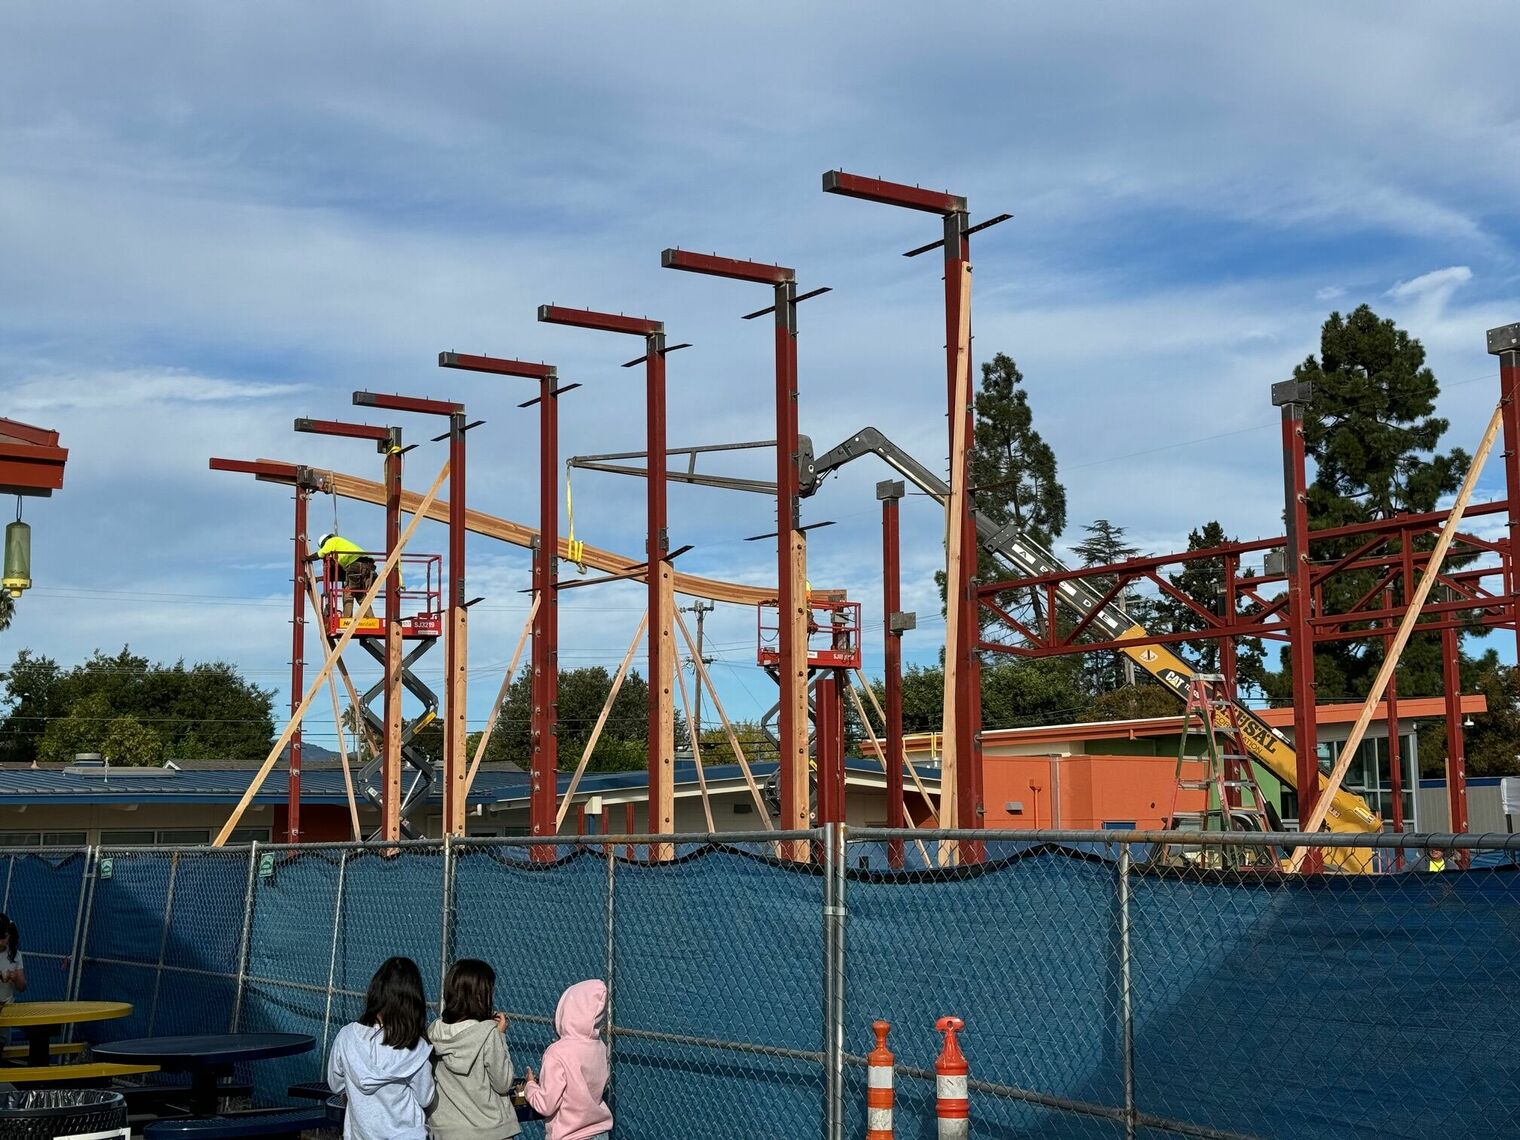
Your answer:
[236,460,794,606]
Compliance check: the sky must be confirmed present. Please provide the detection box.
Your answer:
[2,1,1518,750]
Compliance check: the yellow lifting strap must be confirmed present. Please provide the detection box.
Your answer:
[564,465,587,573]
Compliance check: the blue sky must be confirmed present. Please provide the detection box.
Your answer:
[3,1,1518,747]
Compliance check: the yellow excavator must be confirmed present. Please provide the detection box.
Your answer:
[801,427,1380,871]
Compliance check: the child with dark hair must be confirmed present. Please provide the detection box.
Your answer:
[328,956,435,1140]
[0,914,25,1007]
[428,958,521,1140]
[523,979,612,1140]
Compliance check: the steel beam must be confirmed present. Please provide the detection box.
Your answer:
[879,479,908,868]
[438,352,566,847]
[1491,323,1520,666]
[662,248,811,852]
[825,169,986,846]
[355,390,471,837]
[539,306,676,855]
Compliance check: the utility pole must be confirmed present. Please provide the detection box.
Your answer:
[681,600,715,741]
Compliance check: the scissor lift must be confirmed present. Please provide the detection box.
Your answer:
[318,552,443,837]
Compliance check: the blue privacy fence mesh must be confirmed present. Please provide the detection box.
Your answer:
[3,830,1518,1139]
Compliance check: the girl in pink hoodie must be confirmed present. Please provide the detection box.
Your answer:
[523,979,613,1140]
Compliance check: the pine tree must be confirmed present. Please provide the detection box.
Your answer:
[1266,305,1468,703]
[1071,520,1147,693]
[1159,521,1267,694]
[940,353,1067,641]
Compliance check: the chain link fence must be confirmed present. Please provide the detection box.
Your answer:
[1,829,1517,1138]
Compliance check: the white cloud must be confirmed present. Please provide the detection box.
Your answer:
[8,368,304,413]
[1315,286,1346,302]
[1389,265,1473,302]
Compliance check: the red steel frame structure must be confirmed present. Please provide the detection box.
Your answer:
[209,458,322,841]
[878,478,910,868]
[354,391,470,836]
[294,416,406,840]
[538,306,678,849]
[660,249,814,841]
[823,170,993,836]
[438,352,564,845]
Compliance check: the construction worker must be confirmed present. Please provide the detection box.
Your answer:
[312,533,376,618]
[1426,846,1448,873]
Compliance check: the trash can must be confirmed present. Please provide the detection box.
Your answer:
[0,1088,127,1139]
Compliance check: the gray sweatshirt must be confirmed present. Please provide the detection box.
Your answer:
[427,1017,521,1140]
[328,1021,436,1140]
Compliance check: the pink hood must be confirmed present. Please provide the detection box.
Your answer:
[524,979,612,1140]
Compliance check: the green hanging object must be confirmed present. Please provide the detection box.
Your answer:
[3,520,30,597]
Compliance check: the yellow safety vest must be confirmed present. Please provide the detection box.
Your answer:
[1428,856,1446,873]
[318,536,366,570]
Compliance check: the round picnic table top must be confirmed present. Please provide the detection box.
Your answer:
[0,1001,132,1028]
[92,1032,314,1070]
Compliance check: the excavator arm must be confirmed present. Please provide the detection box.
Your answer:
[802,427,1381,859]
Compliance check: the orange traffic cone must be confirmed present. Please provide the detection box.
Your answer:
[935,1015,968,1139]
[866,1019,895,1140]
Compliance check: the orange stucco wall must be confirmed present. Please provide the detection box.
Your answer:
[983,754,1204,830]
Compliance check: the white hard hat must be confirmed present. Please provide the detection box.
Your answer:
[318,533,334,548]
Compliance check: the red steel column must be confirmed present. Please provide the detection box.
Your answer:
[1385,595,1405,868]
[1220,553,1240,699]
[944,211,984,842]
[1493,323,1520,663]
[383,429,404,841]
[1274,382,1318,853]
[879,479,908,868]
[1441,623,1469,838]
[531,373,561,844]
[814,672,846,826]
[288,479,309,843]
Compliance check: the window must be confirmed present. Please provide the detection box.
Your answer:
[0,833,41,848]
[228,828,270,843]
[43,831,86,846]
[99,828,213,846]
[1102,821,1137,830]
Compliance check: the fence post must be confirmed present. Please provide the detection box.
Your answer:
[65,847,97,1006]
[229,841,259,1033]
[322,850,351,1061]
[147,852,181,1034]
[1,852,13,911]
[440,836,455,1004]
[824,823,847,1140]
[605,837,617,1102]
[1117,842,1136,1140]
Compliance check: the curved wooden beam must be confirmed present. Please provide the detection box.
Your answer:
[246,460,781,606]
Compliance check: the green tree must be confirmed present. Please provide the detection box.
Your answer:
[1087,683,1179,722]
[964,352,1067,636]
[102,715,165,766]
[0,592,13,632]
[1,647,274,763]
[871,657,1090,734]
[481,665,682,773]
[1071,519,1149,693]
[1157,521,1268,693]
[1268,305,1469,703]
[38,691,116,763]
[1416,651,1520,777]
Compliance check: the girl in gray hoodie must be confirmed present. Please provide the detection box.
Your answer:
[428,958,521,1140]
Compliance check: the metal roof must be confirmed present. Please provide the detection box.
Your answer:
[0,766,529,806]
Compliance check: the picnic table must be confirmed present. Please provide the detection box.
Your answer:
[93,1033,314,1117]
[0,1000,132,1067]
